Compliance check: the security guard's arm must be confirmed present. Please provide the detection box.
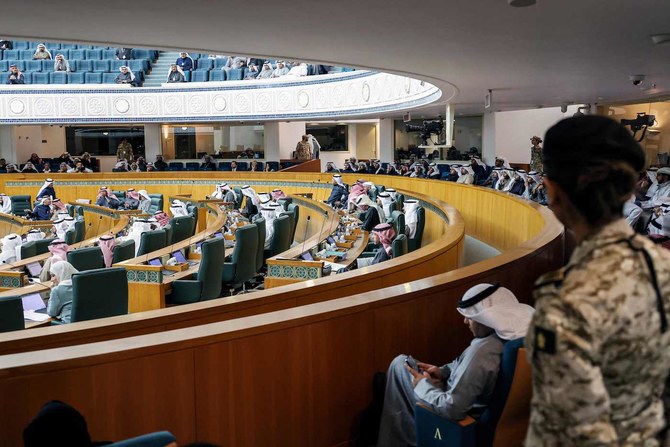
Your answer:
[530,298,619,447]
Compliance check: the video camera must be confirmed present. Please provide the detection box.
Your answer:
[405,120,444,145]
[621,112,656,141]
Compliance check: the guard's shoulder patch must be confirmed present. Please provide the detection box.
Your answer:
[534,268,565,288]
[534,326,556,355]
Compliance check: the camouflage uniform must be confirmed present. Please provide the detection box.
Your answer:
[295,141,312,161]
[526,219,670,447]
[116,142,133,163]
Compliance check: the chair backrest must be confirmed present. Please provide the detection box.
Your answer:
[186,204,198,228]
[111,190,126,200]
[269,214,292,256]
[70,267,128,322]
[198,238,225,300]
[148,194,163,214]
[409,206,426,252]
[277,197,292,210]
[10,195,31,216]
[75,205,84,217]
[482,339,531,447]
[137,230,167,256]
[107,431,176,447]
[34,238,56,256]
[74,217,85,243]
[253,218,266,273]
[169,215,195,244]
[0,297,25,332]
[287,203,299,243]
[233,188,243,209]
[390,210,406,236]
[64,228,77,245]
[396,193,405,209]
[20,241,38,260]
[112,240,136,264]
[229,224,258,284]
[67,246,104,271]
[162,224,173,248]
[391,233,408,258]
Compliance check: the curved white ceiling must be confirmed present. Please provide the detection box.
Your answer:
[1,0,669,115]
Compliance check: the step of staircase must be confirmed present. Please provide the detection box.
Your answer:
[143,51,181,86]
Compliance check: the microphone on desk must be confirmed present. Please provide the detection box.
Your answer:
[300,216,311,257]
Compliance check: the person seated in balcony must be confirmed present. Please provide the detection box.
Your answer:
[115,66,140,87]
[271,61,289,78]
[57,162,69,173]
[53,54,71,72]
[257,62,274,80]
[41,162,52,174]
[32,197,53,220]
[154,155,168,171]
[230,161,239,172]
[115,47,133,60]
[385,164,400,176]
[0,40,12,50]
[426,163,441,179]
[26,153,44,171]
[95,187,120,209]
[249,160,261,172]
[166,64,185,83]
[325,162,340,174]
[46,261,79,324]
[176,52,194,72]
[80,152,94,171]
[67,159,92,173]
[145,163,156,172]
[222,56,246,75]
[286,62,309,77]
[409,164,424,178]
[32,43,52,60]
[6,65,25,84]
[263,163,274,172]
[377,283,533,447]
[456,166,475,185]
[244,64,260,80]
[21,162,39,174]
[5,163,18,173]
[201,155,217,171]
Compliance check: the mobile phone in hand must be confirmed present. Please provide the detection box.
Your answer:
[404,356,422,373]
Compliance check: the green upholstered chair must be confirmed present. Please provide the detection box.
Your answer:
[70,267,128,322]
[20,241,38,260]
[264,214,291,260]
[107,431,176,447]
[0,296,25,332]
[112,240,136,264]
[187,204,198,228]
[10,195,32,217]
[64,228,77,245]
[278,197,292,210]
[223,224,258,293]
[171,238,224,304]
[67,246,104,271]
[75,205,84,217]
[287,203,299,243]
[74,217,85,243]
[233,188,243,209]
[396,193,405,210]
[169,215,195,244]
[34,238,56,255]
[390,210,406,236]
[391,233,408,258]
[137,230,167,257]
[147,194,163,214]
[163,224,173,248]
[253,218,266,274]
[65,203,75,216]
[111,190,126,201]
[408,206,426,252]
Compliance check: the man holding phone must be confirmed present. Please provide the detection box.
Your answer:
[377,283,534,447]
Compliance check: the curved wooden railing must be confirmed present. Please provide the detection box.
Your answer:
[0,175,465,354]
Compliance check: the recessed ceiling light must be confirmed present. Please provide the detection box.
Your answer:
[508,0,536,7]
[651,34,670,45]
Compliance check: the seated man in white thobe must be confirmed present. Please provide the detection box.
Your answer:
[377,283,534,447]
